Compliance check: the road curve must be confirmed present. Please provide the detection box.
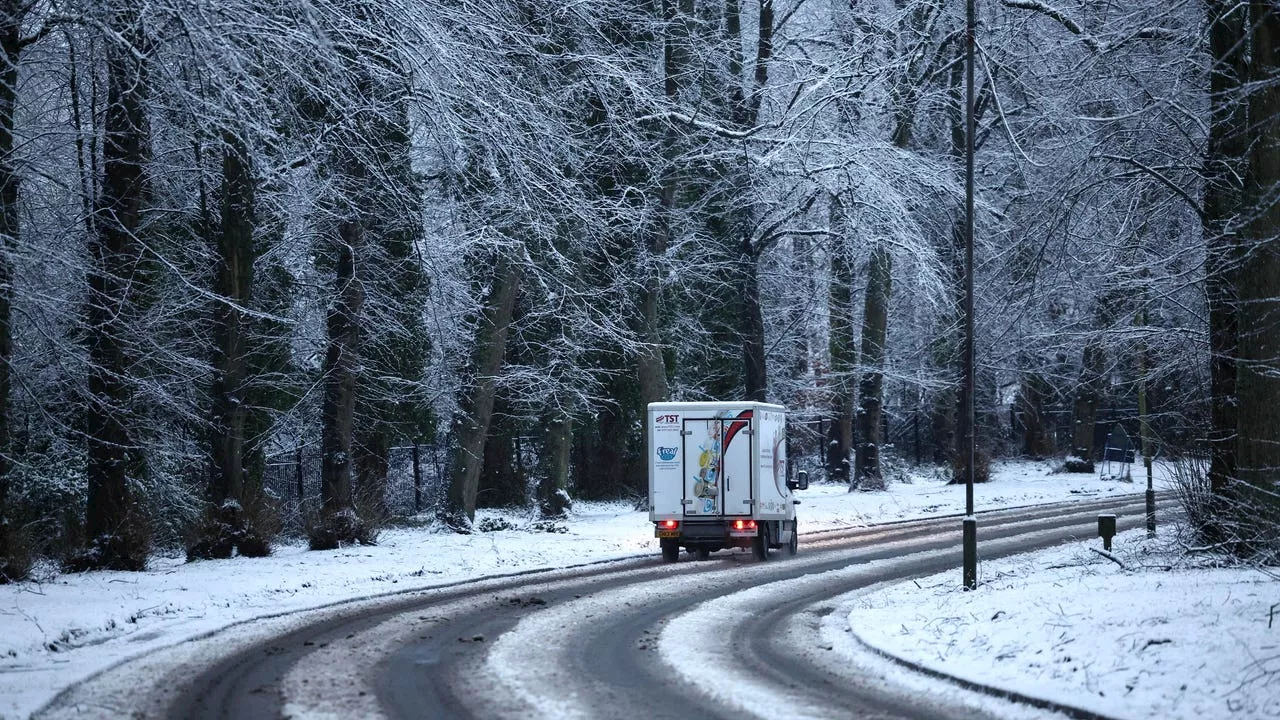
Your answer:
[37,495,1169,720]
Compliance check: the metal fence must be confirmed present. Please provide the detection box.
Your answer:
[262,443,451,533]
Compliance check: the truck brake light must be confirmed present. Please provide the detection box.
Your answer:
[732,519,757,530]
[660,520,679,529]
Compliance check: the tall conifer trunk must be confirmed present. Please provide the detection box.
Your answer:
[1204,0,1248,496]
[83,3,148,569]
[725,0,774,402]
[319,221,363,525]
[1233,2,1280,542]
[1017,368,1054,457]
[189,130,270,560]
[0,1,22,578]
[741,258,767,401]
[635,0,689,411]
[854,90,914,488]
[827,199,855,481]
[208,133,254,508]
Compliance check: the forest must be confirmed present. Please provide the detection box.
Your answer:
[0,0,1276,580]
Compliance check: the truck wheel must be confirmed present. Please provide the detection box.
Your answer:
[695,547,711,561]
[787,521,799,556]
[661,540,680,563]
[752,526,769,561]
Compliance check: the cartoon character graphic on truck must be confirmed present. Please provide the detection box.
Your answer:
[692,421,722,513]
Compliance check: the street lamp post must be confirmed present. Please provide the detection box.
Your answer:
[1138,308,1156,536]
[962,0,978,591]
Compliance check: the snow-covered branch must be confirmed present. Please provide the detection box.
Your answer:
[1001,0,1102,52]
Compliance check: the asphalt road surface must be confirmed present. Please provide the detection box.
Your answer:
[39,495,1170,720]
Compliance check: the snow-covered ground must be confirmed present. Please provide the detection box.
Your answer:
[1,460,1271,720]
[845,526,1280,719]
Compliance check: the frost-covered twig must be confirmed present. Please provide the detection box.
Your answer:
[1089,547,1127,569]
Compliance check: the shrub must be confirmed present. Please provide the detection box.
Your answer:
[949,449,991,484]
[186,484,281,561]
[1172,456,1280,563]
[307,507,378,550]
[0,523,32,583]
[1061,455,1094,473]
[476,516,518,533]
[65,514,151,572]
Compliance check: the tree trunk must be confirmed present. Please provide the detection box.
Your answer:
[0,2,20,579]
[1204,0,1248,496]
[827,212,855,481]
[1136,310,1154,486]
[354,428,390,521]
[938,36,968,477]
[538,412,572,518]
[636,274,669,407]
[478,404,525,509]
[208,132,254,507]
[1016,370,1054,458]
[854,243,891,489]
[1068,339,1106,470]
[295,444,305,506]
[412,443,423,514]
[319,220,364,523]
[188,129,267,560]
[741,256,767,401]
[572,374,638,501]
[636,0,693,412]
[726,0,774,403]
[442,255,520,529]
[1233,2,1280,544]
[851,39,920,489]
[82,4,149,570]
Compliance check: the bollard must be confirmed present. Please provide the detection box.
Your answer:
[1098,514,1117,551]
[963,516,978,590]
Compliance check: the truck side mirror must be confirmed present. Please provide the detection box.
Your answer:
[788,470,809,492]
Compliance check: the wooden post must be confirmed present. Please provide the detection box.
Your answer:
[295,444,304,505]
[914,411,921,466]
[412,444,423,514]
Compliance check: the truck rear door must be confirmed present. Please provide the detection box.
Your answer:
[682,412,753,517]
[649,410,685,518]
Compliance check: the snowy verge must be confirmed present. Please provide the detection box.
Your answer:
[845,526,1280,720]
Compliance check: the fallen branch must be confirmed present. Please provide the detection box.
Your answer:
[1089,547,1128,569]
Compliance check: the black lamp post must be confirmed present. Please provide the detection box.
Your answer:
[962,0,979,591]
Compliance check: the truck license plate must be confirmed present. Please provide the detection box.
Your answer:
[656,529,680,538]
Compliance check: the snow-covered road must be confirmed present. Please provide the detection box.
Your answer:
[5,461,1275,720]
[36,495,1161,720]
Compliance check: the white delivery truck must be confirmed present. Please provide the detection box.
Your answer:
[648,401,808,562]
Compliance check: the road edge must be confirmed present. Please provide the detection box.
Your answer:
[848,616,1122,720]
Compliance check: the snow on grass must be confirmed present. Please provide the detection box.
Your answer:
[799,458,1164,531]
[845,527,1280,719]
[0,459,1157,719]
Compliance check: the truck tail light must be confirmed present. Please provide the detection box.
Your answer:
[731,519,757,531]
[660,520,679,530]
